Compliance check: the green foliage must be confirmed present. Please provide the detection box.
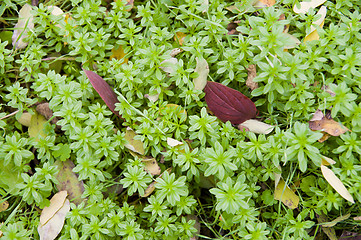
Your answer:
[2,0,361,239]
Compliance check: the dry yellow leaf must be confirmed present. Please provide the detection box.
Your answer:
[0,200,9,212]
[321,165,354,203]
[40,191,68,226]
[124,127,145,155]
[304,6,327,42]
[309,109,349,137]
[141,181,156,197]
[143,157,161,176]
[174,32,187,45]
[274,178,299,209]
[109,45,128,64]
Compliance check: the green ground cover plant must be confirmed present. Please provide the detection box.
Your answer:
[1,0,361,239]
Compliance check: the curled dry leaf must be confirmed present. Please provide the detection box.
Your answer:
[12,4,34,49]
[40,191,68,226]
[193,57,209,91]
[204,81,257,125]
[160,57,178,75]
[274,178,299,209]
[54,160,84,205]
[83,70,121,118]
[141,181,156,197]
[38,199,70,240]
[238,119,274,134]
[321,165,354,203]
[246,65,258,90]
[304,6,327,42]
[309,109,349,139]
[293,0,326,14]
[124,127,145,155]
[170,48,183,57]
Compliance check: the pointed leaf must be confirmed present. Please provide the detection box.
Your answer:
[204,81,257,124]
[83,70,121,118]
[321,165,354,203]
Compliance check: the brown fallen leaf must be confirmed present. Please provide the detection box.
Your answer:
[54,160,84,205]
[227,21,240,35]
[170,48,183,57]
[246,65,258,90]
[309,110,349,140]
[36,103,59,126]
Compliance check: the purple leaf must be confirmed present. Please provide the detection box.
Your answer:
[83,69,121,118]
[204,81,257,124]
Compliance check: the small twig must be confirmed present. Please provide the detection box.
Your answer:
[0,110,19,120]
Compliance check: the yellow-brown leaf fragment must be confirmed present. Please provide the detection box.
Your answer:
[309,110,349,138]
[109,45,128,64]
[174,32,187,45]
[246,65,258,90]
[274,178,299,209]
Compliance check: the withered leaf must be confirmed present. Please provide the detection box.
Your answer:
[309,110,349,138]
[204,81,257,125]
[83,70,121,118]
[246,65,258,90]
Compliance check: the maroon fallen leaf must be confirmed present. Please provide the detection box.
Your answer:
[204,81,257,124]
[83,69,121,118]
